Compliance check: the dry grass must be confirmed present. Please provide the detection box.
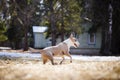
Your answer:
[0,58,120,80]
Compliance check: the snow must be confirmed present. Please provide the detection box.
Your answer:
[32,26,47,33]
[0,52,40,59]
[0,52,120,61]
[72,55,120,61]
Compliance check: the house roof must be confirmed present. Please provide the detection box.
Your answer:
[33,26,47,33]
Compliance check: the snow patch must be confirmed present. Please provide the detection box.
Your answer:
[0,52,120,61]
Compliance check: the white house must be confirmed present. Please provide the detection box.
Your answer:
[32,26,51,48]
[32,24,102,55]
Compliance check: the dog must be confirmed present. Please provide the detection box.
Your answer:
[40,34,80,65]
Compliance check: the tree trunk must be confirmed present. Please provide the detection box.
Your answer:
[100,23,111,55]
[61,0,64,42]
[23,26,28,51]
[111,1,120,55]
[100,25,106,54]
[61,24,64,42]
[96,1,110,55]
[49,0,56,46]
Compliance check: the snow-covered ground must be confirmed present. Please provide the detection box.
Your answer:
[0,52,40,59]
[0,52,120,61]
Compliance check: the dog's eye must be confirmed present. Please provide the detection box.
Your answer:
[74,39,77,41]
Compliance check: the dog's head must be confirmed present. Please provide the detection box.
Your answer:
[69,34,80,48]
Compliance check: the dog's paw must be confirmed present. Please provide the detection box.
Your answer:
[53,63,58,65]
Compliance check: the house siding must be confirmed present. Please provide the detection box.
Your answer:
[34,33,46,48]
[32,26,102,55]
[78,28,101,49]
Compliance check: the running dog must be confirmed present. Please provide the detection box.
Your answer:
[40,34,80,65]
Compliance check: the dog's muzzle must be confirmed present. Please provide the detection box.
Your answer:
[74,43,78,48]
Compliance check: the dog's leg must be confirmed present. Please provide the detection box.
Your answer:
[66,53,72,63]
[60,56,65,64]
[43,58,48,64]
[41,54,48,64]
[46,53,55,65]
[42,56,55,65]
[50,59,54,65]
[48,56,57,65]
[69,55,72,63]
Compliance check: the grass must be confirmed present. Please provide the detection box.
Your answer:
[0,58,120,80]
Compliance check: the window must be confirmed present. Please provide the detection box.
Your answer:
[88,33,96,44]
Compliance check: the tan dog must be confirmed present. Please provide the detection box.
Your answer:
[40,34,80,65]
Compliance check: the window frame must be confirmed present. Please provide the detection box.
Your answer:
[88,33,96,45]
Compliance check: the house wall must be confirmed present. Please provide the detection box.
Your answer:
[55,27,102,49]
[33,27,101,51]
[55,29,101,49]
[32,24,101,55]
[77,21,102,49]
[78,29,102,49]
[34,33,47,48]
[33,31,101,55]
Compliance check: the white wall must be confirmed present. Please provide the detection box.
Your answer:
[78,29,102,49]
[34,33,46,48]
[33,30,102,49]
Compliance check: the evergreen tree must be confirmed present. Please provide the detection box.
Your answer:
[111,0,120,55]
[0,0,9,42]
[87,0,120,55]
[92,0,110,55]
[0,21,7,41]
[42,0,83,44]
[6,0,42,50]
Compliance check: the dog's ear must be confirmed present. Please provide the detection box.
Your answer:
[70,33,74,38]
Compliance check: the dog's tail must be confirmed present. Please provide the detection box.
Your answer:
[40,50,46,58]
[29,47,41,53]
[39,50,46,54]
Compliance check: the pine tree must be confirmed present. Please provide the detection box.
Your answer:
[0,21,7,41]
[42,0,83,44]
[0,0,8,42]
